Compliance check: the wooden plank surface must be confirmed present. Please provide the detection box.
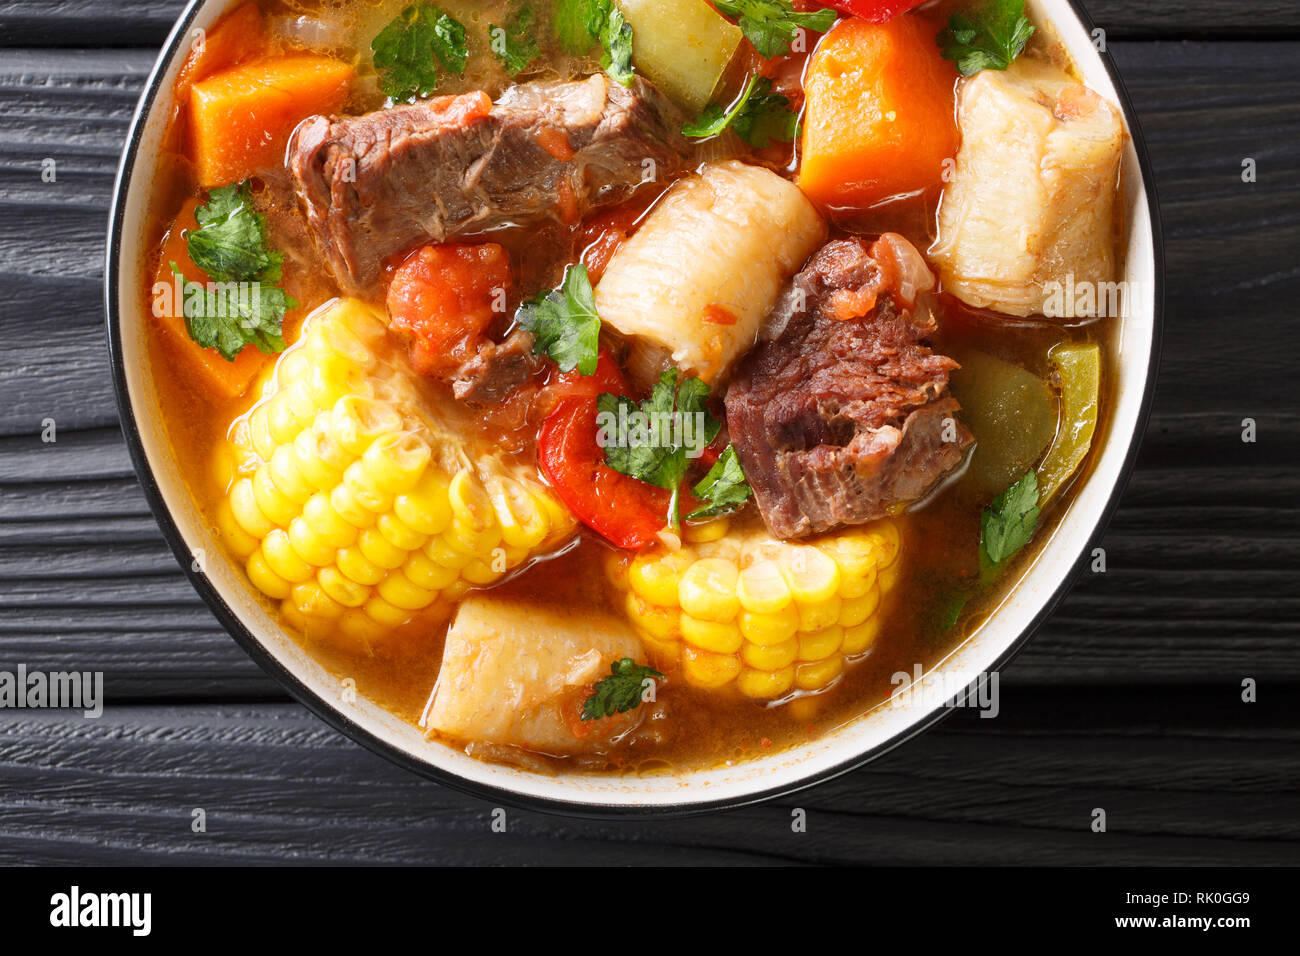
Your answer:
[0,3,1296,863]
[0,692,1294,865]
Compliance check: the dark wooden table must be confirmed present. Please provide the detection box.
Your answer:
[0,0,1297,865]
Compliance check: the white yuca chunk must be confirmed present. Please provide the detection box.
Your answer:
[930,58,1124,318]
[425,595,646,753]
[595,160,826,386]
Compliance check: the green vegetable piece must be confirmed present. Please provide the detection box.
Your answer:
[551,0,635,84]
[1037,342,1101,503]
[597,368,722,529]
[938,0,1035,76]
[980,470,1040,568]
[683,75,797,148]
[515,263,601,376]
[581,657,664,720]
[371,2,469,102]
[686,445,753,520]
[489,4,541,76]
[948,348,1057,500]
[176,181,295,362]
[712,0,836,60]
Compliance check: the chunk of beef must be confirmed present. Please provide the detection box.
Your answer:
[725,236,973,540]
[290,74,688,293]
[450,327,538,405]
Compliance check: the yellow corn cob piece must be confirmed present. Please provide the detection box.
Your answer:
[214,298,576,651]
[611,514,903,700]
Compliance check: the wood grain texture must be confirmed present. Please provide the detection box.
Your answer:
[0,11,1296,862]
[0,692,1294,865]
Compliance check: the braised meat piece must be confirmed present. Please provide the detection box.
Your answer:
[290,74,688,293]
[725,235,973,539]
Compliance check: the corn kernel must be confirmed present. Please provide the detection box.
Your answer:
[737,665,794,699]
[682,646,742,689]
[680,615,743,654]
[678,558,740,622]
[738,603,800,646]
[740,637,798,671]
[798,624,843,662]
[628,547,695,607]
[737,558,793,614]
[795,656,843,690]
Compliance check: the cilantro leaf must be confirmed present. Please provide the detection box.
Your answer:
[515,264,601,375]
[686,445,753,520]
[186,183,283,283]
[597,369,721,528]
[489,4,541,76]
[979,470,1040,568]
[712,0,836,60]
[581,658,664,721]
[683,75,797,149]
[170,264,290,360]
[938,0,1035,76]
[371,2,469,102]
[173,181,295,362]
[550,0,635,84]
[599,4,635,85]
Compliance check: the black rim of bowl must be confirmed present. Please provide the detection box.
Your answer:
[105,0,1165,819]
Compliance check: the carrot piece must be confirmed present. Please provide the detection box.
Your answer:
[150,198,268,399]
[798,15,958,211]
[174,2,265,101]
[189,54,354,187]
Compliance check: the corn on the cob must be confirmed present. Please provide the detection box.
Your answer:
[606,514,902,700]
[214,297,576,651]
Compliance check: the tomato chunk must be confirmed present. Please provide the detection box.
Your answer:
[819,0,926,23]
[538,351,671,550]
[386,243,512,378]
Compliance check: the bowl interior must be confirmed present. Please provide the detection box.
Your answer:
[108,0,1158,812]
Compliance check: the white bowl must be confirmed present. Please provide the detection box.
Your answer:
[106,0,1162,814]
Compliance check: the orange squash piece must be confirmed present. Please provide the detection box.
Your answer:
[175,2,265,100]
[798,15,958,211]
[150,198,268,399]
[189,54,354,187]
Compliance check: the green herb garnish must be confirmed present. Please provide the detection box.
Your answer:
[712,0,836,60]
[371,2,469,102]
[581,658,664,720]
[683,75,798,149]
[171,181,294,361]
[489,3,541,76]
[938,0,1035,76]
[551,0,635,85]
[979,470,1041,568]
[686,445,753,520]
[515,264,601,376]
[597,368,722,529]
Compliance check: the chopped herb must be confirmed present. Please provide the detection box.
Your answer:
[581,657,664,720]
[173,181,294,361]
[597,368,722,528]
[489,3,541,76]
[683,75,798,149]
[712,0,837,60]
[551,0,635,85]
[599,3,635,85]
[371,2,469,102]
[515,263,601,375]
[938,0,1035,76]
[687,445,753,520]
[979,470,1041,569]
